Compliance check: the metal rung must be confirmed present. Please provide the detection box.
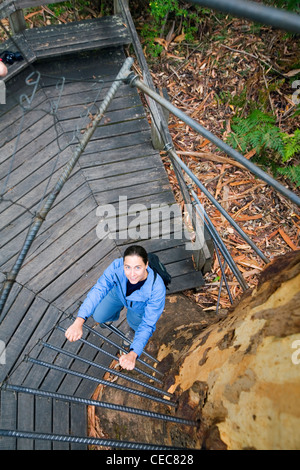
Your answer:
[101,322,161,365]
[2,384,197,426]
[0,429,185,450]
[80,320,163,377]
[40,340,172,398]
[56,325,163,385]
[26,356,176,407]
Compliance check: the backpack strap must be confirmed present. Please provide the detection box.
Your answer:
[152,269,157,287]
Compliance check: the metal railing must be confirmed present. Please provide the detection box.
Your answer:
[189,0,300,34]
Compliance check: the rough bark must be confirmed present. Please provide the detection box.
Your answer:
[93,250,300,450]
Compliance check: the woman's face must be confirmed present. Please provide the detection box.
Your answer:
[124,255,148,284]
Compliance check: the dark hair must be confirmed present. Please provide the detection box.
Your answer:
[123,245,148,265]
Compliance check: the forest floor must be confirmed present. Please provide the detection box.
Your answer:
[1,2,299,313]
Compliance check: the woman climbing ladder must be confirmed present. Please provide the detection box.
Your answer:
[65,245,166,371]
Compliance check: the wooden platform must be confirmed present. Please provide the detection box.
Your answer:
[1,15,131,81]
[0,18,209,450]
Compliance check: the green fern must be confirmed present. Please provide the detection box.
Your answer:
[277,130,300,187]
[227,110,300,187]
[278,165,300,187]
[227,110,285,157]
[281,129,300,162]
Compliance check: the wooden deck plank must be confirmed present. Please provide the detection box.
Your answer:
[34,396,52,450]
[21,195,96,261]
[0,112,58,168]
[0,286,36,347]
[0,90,49,143]
[0,212,33,267]
[23,16,129,43]
[22,16,125,37]
[89,167,167,194]
[35,37,130,59]
[0,187,92,274]
[61,105,147,135]
[75,129,154,157]
[0,391,18,450]
[82,153,163,181]
[56,85,141,110]
[92,176,172,207]
[79,142,158,168]
[0,136,70,206]
[70,403,87,450]
[17,394,34,450]
[26,24,130,56]
[29,26,127,49]
[0,163,74,236]
[52,400,70,450]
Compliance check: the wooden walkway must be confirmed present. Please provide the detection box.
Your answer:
[1,15,131,81]
[0,15,209,450]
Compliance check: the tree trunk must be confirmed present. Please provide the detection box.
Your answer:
[92,250,300,450]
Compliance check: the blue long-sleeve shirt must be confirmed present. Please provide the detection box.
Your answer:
[77,258,166,357]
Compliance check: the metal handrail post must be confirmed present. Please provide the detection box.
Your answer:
[168,147,269,265]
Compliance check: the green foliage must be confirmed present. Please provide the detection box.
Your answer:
[291,105,300,118]
[258,79,286,110]
[281,129,300,162]
[227,110,285,157]
[48,1,73,10]
[149,0,184,20]
[46,1,113,18]
[227,110,300,187]
[267,0,300,12]
[278,165,300,186]
[141,1,209,56]
[217,89,249,117]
